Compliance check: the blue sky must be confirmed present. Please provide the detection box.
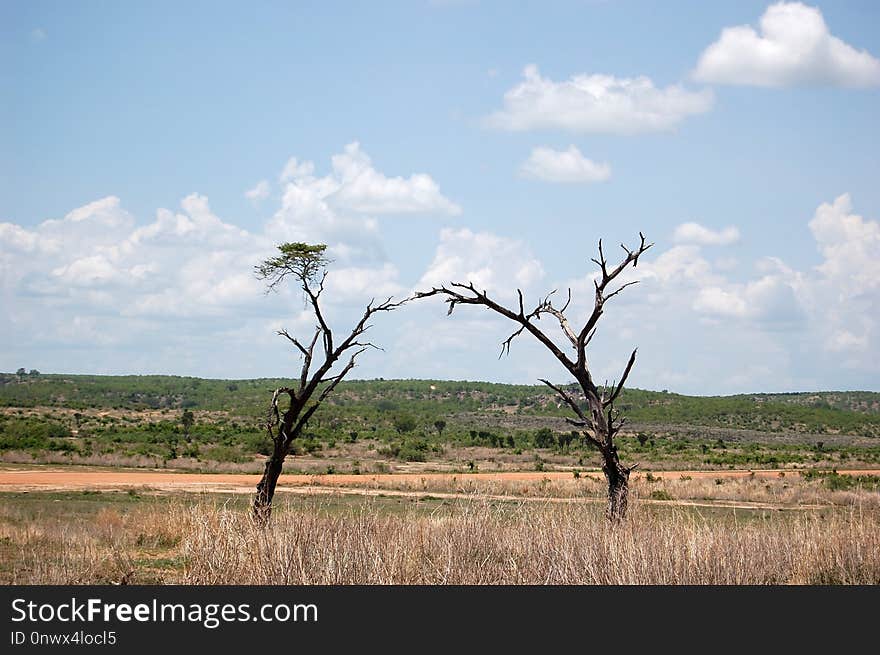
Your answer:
[2,0,879,394]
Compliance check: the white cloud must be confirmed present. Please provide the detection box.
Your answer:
[802,193,880,355]
[486,65,714,134]
[0,192,274,330]
[64,196,132,227]
[1,145,461,377]
[328,142,461,215]
[628,239,804,329]
[693,2,880,87]
[275,145,460,219]
[0,223,41,252]
[693,273,803,325]
[808,193,880,291]
[519,145,611,184]
[52,255,122,287]
[267,166,385,266]
[267,142,461,266]
[673,222,740,246]
[244,180,270,202]
[551,195,878,391]
[693,286,749,318]
[4,152,878,395]
[326,263,404,302]
[268,143,461,270]
[345,193,879,388]
[416,228,545,298]
[124,193,251,251]
[828,330,867,353]
[1,196,134,266]
[670,195,878,361]
[280,158,315,183]
[638,245,718,287]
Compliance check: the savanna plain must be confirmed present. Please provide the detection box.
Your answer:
[2,373,879,584]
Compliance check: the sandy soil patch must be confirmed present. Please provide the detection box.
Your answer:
[0,465,876,492]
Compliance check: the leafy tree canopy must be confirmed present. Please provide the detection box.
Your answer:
[254,242,330,292]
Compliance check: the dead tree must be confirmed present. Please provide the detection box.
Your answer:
[252,242,406,524]
[416,233,652,520]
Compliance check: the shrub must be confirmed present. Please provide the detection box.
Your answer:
[201,445,247,463]
[533,428,555,449]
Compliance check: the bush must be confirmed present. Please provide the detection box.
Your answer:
[242,432,272,456]
[392,413,418,435]
[533,428,555,449]
[200,445,247,463]
[801,469,880,492]
[0,417,72,451]
[379,438,430,462]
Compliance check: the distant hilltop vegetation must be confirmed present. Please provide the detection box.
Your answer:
[1,372,878,436]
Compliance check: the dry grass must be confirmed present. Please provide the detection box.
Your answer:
[0,450,270,473]
[3,493,878,585]
[288,472,880,509]
[178,502,880,585]
[645,475,880,508]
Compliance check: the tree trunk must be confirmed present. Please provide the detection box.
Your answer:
[253,443,286,525]
[602,449,630,521]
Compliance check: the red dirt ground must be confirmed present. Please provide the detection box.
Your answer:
[0,466,877,492]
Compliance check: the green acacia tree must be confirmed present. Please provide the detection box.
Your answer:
[252,242,407,524]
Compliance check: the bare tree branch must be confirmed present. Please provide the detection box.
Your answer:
[537,294,578,348]
[576,234,653,370]
[266,387,294,441]
[539,378,605,450]
[303,271,333,356]
[538,378,587,422]
[604,280,640,303]
[500,325,527,358]
[416,284,576,370]
[604,348,637,409]
[278,329,309,357]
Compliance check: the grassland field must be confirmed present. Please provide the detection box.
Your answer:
[2,372,878,584]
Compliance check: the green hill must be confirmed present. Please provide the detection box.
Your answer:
[2,372,879,435]
[1,372,878,472]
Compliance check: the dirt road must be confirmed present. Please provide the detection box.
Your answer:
[0,466,877,493]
